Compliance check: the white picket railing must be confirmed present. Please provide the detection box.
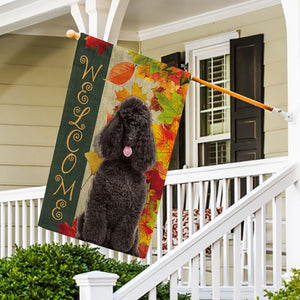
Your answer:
[112,161,297,300]
[0,156,293,299]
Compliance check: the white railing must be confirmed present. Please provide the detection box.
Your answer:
[0,156,292,299]
[111,161,298,300]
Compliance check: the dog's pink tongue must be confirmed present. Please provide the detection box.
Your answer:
[123,146,132,157]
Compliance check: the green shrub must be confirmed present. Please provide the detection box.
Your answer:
[264,268,300,299]
[0,243,190,300]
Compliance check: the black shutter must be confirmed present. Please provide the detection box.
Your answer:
[161,52,185,169]
[230,34,264,162]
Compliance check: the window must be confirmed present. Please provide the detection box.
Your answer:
[185,31,239,167]
[198,54,230,166]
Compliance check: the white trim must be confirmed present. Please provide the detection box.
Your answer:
[185,31,238,167]
[103,0,130,44]
[196,133,230,144]
[185,31,239,61]
[138,0,280,41]
[0,0,81,36]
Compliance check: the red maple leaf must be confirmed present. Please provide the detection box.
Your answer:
[85,36,112,56]
[138,242,149,259]
[168,70,184,85]
[58,217,77,238]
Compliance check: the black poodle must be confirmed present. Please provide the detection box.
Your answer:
[76,96,156,256]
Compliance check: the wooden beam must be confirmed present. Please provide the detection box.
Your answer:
[0,0,81,35]
[71,3,88,33]
[103,0,130,44]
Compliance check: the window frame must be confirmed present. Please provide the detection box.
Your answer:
[185,31,239,167]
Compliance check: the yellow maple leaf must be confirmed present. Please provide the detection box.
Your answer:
[84,151,103,175]
[131,82,147,102]
[135,63,151,81]
[152,120,179,169]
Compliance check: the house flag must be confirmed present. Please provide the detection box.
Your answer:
[38,33,191,258]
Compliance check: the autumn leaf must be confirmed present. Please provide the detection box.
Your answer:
[85,36,112,56]
[180,71,192,85]
[152,121,179,169]
[115,87,131,102]
[131,82,147,101]
[138,242,149,259]
[135,63,151,81]
[107,111,114,123]
[145,162,166,194]
[156,91,184,124]
[58,217,77,238]
[129,50,152,65]
[106,62,135,85]
[168,70,185,85]
[115,83,147,103]
[85,151,103,175]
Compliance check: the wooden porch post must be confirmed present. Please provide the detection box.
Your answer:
[281,0,300,273]
[71,0,129,44]
[74,271,119,300]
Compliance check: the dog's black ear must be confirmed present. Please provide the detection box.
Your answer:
[96,112,124,159]
[132,120,157,173]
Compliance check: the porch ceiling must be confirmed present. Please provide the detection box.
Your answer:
[0,0,281,41]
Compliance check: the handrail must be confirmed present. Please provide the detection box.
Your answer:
[0,186,46,202]
[0,157,287,202]
[165,156,288,184]
[114,162,298,300]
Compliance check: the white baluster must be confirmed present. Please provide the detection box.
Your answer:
[246,176,254,285]
[177,184,183,285]
[233,224,242,300]
[199,181,206,286]
[170,271,178,300]
[37,198,43,244]
[7,201,12,257]
[1,202,5,258]
[30,199,35,245]
[222,178,229,286]
[148,287,156,300]
[15,200,20,247]
[273,194,283,290]
[166,184,173,252]
[22,200,27,248]
[191,255,199,300]
[254,208,263,299]
[212,240,221,300]
[156,200,163,259]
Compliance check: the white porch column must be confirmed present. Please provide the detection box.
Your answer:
[281,0,300,272]
[85,0,111,39]
[74,271,119,300]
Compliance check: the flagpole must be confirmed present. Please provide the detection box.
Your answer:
[66,29,293,122]
[191,76,292,122]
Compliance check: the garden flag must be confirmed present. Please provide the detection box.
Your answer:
[38,33,191,258]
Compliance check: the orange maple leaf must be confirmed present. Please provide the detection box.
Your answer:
[115,87,131,102]
[106,62,135,85]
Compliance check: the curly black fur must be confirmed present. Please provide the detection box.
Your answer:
[76,97,156,256]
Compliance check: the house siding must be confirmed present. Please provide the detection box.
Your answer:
[140,4,288,161]
[0,5,286,190]
[0,35,139,191]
